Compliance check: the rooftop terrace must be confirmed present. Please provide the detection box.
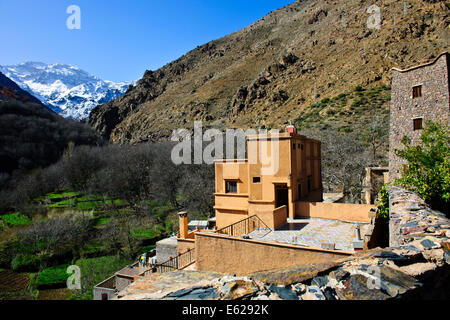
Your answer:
[247,217,369,252]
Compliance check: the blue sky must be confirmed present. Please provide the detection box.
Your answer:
[0,0,294,82]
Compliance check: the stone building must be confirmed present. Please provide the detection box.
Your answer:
[389,52,449,180]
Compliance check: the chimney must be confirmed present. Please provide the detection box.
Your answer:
[178,211,189,239]
[286,121,297,135]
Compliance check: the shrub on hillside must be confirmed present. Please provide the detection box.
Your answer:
[35,264,70,289]
[11,253,40,272]
[395,120,449,216]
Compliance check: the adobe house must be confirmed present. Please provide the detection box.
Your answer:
[389,52,449,180]
[214,125,323,229]
[175,127,376,275]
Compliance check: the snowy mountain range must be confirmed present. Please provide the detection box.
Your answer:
[0,62,134,120]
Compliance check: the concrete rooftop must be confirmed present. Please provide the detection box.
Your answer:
[248,218,369,252]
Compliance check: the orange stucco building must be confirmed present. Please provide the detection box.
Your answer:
[214,126,323,230]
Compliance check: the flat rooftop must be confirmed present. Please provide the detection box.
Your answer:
[248,218,369,252]
[156,236,177,247]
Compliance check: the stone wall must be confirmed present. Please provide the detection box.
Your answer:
[389,52,449,180]
[117,188,450,300]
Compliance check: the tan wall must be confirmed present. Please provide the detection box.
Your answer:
[255,205,287,229]
[273,206,288,229]
[195,232,350,275]
[296,202,374,223]
[177,238,195,255]
[216,210,249,230]
[214,194,249,210]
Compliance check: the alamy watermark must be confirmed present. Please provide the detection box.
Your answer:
[171,121,280,176]
[66,5,81,30]
[67,265,81,290]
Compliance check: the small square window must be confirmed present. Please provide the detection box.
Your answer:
[225,181,237,193]
[253,177,261,183]
[412,85,422,99]
[413,118,423,131]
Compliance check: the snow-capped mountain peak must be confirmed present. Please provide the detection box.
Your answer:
[0,62,134,120]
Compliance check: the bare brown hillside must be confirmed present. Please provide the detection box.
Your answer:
[89,0,449,144]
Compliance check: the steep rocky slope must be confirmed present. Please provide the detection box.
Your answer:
[89,0,449,144]
[0,72,44,106]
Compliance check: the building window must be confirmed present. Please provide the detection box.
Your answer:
[253,177,261,183]
[225,181,237,193]
[412,85,422,98]
[297,184,302,201]
[293,144,296,150]
[413,118,423,131]
[307,178,312,192]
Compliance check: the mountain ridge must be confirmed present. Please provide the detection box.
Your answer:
[89,0,449,144]
[0,62,133,120]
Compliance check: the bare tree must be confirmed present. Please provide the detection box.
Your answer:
[301,127,371,203]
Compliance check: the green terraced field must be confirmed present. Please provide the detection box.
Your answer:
[0,213,31,227]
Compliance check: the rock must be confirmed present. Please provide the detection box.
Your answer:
[399,245,422,252]
[377,265,420,297]
[444,251,450,264]
[399,263,438,277]
[404,221,419,228]
[248,262,340,286]
[301,286,325,300]
[370,250,407,261]
[167,287,220,300]
[420,239,441,250]
[311,276,329,288]
[422,249,445,266]
[268,285,298,300]
[307,9,328,24]
[166,287,195,298]
[426,227,436,233]
[328,269,350,282]
[279,53,299,66]
[335,274,390,300]
[323,287,338,300]
[292,283,307,295]
[220,280,260,300]
[402,226,427,235]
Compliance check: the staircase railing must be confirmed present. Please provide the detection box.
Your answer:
[155,248,195,274]
[215,215,272,239]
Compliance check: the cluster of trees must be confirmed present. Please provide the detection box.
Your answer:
[0,141,215,216]
[301,124,388,203]
[0,100,99,188]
